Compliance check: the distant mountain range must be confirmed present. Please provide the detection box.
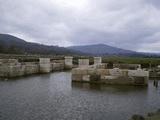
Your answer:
[68,44,138,56]
[68,44,160,57]
[0,34,159,57]
[0,34,81,55]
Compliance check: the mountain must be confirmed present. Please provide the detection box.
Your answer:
[68,44,160,57]
[0,34,159,57]
[0,34,81,55]
[68,44,147,56]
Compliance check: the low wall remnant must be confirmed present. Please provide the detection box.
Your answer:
[78,59,89,68]
[64,56,73,69]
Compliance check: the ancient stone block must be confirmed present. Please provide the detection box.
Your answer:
[25,63,39,75]
[94,57,102,65]
[39,58,51,73]
[128,69,149,77]
[87,68,96,75]
[109,68,123,76]
[96,69,110,75]
[64,56,73,69]
[78,59,89,68]
[101,75,118,80]
[72,68,88,75]
[82,75,90,81]
[122,70,128,76]
[52,63,64,71]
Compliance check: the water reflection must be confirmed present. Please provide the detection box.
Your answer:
[72,82,147,92]
[0,72,159,120]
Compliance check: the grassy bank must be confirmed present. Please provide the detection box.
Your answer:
[0,54,160,68]
[102,56,160,68]
[74,56,160,68]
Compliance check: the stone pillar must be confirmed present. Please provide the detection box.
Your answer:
[94,57,102,65]
[138,65,141,69]
[39,58,51,73]
[78,59,89,68]
[64,56,73,69]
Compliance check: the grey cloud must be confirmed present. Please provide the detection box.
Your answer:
[0,0,160,52]
[147,0,160,8]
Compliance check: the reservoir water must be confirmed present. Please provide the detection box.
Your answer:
[0,72,160,120]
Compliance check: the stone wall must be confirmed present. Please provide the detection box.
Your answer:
[64,56,73,69]
[94,63,108,69]
[24,62,39,75]
[94,57,102,65]
[0,58,67,78]
[72,67,149,85]
[0,59,18,65]
[0,63,25,78]
[39,58,51,73]
[51,63,64,71]
[78,59,89,68]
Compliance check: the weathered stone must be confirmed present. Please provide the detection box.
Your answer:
[39,58,51,73]
[95,63,108,69]
[39,58,50,64]
[78,59,89,68]
[64,56,73,69]
[128,69,149,77]
[0,64,26,78]
[51,63,64,71]
[0,59,18,63]
[0,58,68,78]
[25,63,39,75]
[96,69,110,75]
[122,70,128,76]
[87,68,96,75]
[72,68,88,75]
[109,68,123,76]
[94,57,102,65]
[72,67,149,86]
[82,75,90,81]
[101,75,118,80]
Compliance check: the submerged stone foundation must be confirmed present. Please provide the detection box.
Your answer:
[72,68,149,85]
[72,58,149,86]
[0,57,72,78]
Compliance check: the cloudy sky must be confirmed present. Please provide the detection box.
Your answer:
[0,0,160,52]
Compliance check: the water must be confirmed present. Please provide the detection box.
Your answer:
[0,72,160,120]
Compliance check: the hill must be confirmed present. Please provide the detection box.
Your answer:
[68,44,143,56]
[0,34,159,57]
[0,34,80,55]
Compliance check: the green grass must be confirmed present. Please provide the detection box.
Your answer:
[0,54,160,68]
[102,56,160,68]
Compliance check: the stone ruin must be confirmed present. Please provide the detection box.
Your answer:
[72,57,149,86]
[0,56,73,78]
[64,56,73,69]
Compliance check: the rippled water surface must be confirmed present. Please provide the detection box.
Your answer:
[0,72,160,120]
